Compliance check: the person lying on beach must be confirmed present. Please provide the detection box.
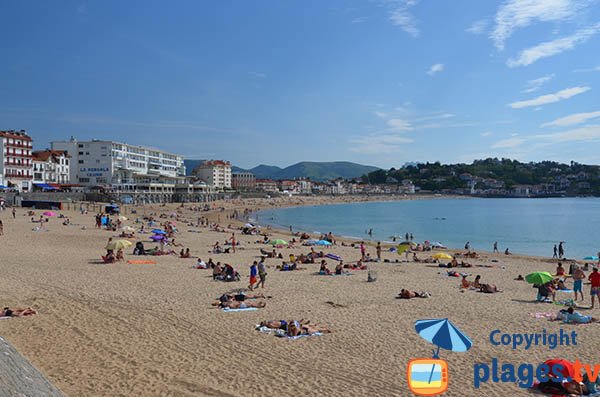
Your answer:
[479,283,502,293]
[397,289,431,299]
[554,307,599,324]
[218,300,265,309]
[260,319,310,330]
[212,292,267,306]
[515,275,524,281]
[1,307,37,317]
[344,261,367,270]
[287,320,332,336]
[276,261,304,271]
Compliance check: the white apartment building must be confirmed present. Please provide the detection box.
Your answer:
[51,138,186,191]
[0,130,33,192]
[32,150,71,189]
[193,160,232,190]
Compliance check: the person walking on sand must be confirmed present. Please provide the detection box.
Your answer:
[376,242,382,262]
[249,261,258,290]
[230,233,236,253]
[493,241,498,253]
[589,267,600,309]
[12,207,16,219]
[553,244,558,259]
[573,265,586,302]
[257,258,267,289]
[558,242,564,258]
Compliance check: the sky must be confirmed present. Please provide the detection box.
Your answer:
[1,0,600,169]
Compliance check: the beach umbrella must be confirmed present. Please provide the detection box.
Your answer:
[118,215,128,222]
[583,256,599,261]
[397,241,412,255]
[271,239,288,246]
[432,253,453,260]
[314,240,332,246]
[415,318,472,384]
[525,272,554,285]
[152,229,167,235]
[244,223,254,228]
[106,239,133,251]
[120,226,135,233]
[542,359,575,379]
[431,242,446,248]
[43,211,57,217]
[150,235,167,241]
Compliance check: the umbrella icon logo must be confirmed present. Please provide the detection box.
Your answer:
[407,318,472,396]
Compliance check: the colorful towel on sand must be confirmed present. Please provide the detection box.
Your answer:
[255,325,323,339]
[530,312,555,319]
[222,307,258,312]
[127,260,157,264]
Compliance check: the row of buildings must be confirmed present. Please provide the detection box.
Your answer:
[0,131,235,194]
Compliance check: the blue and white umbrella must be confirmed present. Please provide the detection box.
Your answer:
[152,229,167,235]
[415,318,472,355]
[415,318,472,384]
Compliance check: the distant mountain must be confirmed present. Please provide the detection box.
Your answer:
[248,165,283,179]
[184,160,379,181]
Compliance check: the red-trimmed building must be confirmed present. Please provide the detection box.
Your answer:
[32,150,71,189]
[0,130,33,191]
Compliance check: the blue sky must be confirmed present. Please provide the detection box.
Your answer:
[1,0,600,169]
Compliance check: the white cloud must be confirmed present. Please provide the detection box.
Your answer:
[541,110,600,127]
[522,74,554,93]
[481,131,493,137]
[508,86,590,109]
[349,134,414,154]
[534,124,600,143]
[388,0,420,37]
[507,24,600,67]
[249,72,267,79]
[387,118,413,131]
[466,19,488,34]
[427,63,444,76]
[573,65,600,72]
[491,0,586,50]
[351,16,367,24]
[491,137,525,148]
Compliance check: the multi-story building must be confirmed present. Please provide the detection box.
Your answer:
[256,179,279,193]
[0,130,33,192]
[193,160,232,190]
[232,172,256,190]
[51,138,186,191]
[32,150,71,189]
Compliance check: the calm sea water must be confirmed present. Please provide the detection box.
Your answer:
[255,198,600,258]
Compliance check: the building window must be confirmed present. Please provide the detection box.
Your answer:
[78,177,90,183]
[78,144,84,148]
[78,160,84,164]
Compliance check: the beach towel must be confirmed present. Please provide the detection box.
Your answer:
[530,312,555,319]
[0,316,11,320]
[255,325,322,339]
[555,289,574,293]
[222,307,258,312]
[325,253,342,261]
[127,260,157,265]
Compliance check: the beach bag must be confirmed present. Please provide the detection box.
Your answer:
[368,270,377,282]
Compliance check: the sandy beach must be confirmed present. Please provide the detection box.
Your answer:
[0,197,598,396]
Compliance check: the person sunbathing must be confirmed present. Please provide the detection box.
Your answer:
[1,307,37,317]
[218,300,265,309]
[180,248,191,258]
[212,292,267,306]
[102,251,116,263]
[472,275,481,289]
[460,275,471,289]
[319,261,331,275]
[397,289,430,299]
[555,307,599,324]
[259,319,309,330]
[287,320,332,336]
[479,283,502,293]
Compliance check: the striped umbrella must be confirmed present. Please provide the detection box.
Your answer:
[415,318,472,383]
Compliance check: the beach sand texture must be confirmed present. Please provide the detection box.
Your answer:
[0,198,597,396]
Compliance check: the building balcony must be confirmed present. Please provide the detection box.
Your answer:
[6,142,32,149]
[4,152,32,158]
[5,173,33,179]
[4,161,32,167]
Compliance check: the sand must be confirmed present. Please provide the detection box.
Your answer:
[0,197,598,396]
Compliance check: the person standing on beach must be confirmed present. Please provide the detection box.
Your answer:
[360,242,366,260]
[553,244,558,258]
[12,207,16,219]
[405,233,409,241]
[257,258,267,289]
[410,233,413,241]
[573,266,585,302]
[558,242,564,258]
[465,241,470,250]
[0,219,3,236]
[289,225,293,233]
[589,268,600,309]
[249,261,258,290]
[493,241,498,253]
[230,233,236,253]
[376,242,381,261]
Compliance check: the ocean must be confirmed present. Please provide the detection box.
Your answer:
[255,197,600,259]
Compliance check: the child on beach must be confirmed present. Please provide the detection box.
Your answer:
[249,261,258,290]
